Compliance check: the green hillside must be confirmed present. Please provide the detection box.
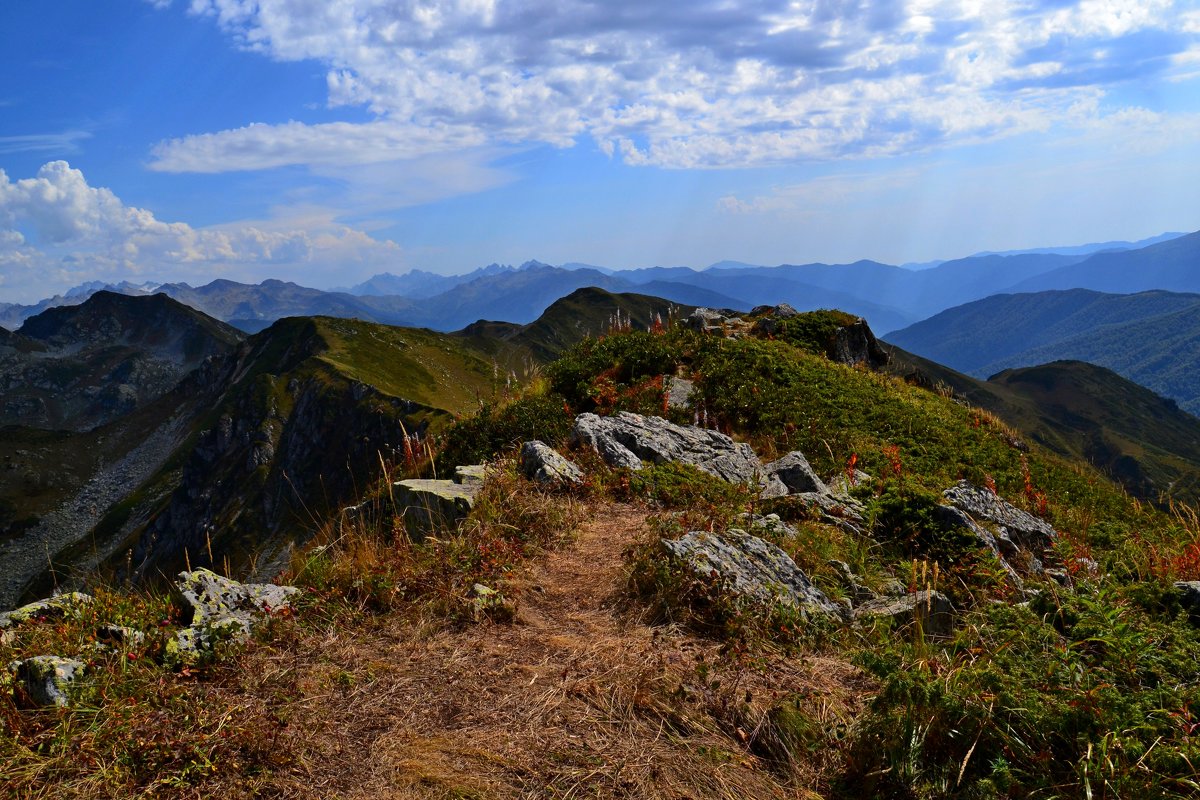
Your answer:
[885,345,1200,504]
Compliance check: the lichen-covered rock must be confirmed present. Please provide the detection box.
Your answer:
[853,590,955,637]
[392,478,481,536]
[0,592,93,629]
[96,624,146,649]
[520,440,583,486]
[167,568,298,668]
[827,469,873,499]
[944,480,1058,553]
[470,583,515,622]
[9,655,87,707]
[571,412,772,493]
[662,530,847,620]
[765,451,829,495]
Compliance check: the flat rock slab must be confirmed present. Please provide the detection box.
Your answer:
[8,655,86,707]
[454,464,487,485]
[662,529,846,619]
[393,478,481,536]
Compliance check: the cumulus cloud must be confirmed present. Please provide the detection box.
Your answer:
[145,0,1200,171]
[0,161,402,302]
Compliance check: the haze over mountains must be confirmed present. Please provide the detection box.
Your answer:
[2,230,1193,338]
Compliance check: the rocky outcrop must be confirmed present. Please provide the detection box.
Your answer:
[933,504,1025,590]
[829,319,890,368]
[8,655,87,707]
[662,530,847,620]
[943,480,1058,571]
[765,451,829,495]
[853,590,955,637]
[1,291,242,432]
[571,412,776,492]
[166,568,298,668]
[392,478,481,537]
[520,441,583,486]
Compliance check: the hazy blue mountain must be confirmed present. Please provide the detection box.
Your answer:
[338,261,535,298]
[885,288,1200,414]
[1010,230,1200,295]
[969,231,1185,258]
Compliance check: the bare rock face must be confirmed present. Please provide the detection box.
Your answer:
[662,530,847,620]
[520,440,583,486]
[829,319,890,368]
[571,412,771,491]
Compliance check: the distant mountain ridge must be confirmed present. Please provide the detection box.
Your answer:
[886,288,1200,414]
[2,228,1195,336]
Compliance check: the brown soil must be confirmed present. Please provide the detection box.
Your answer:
[242,503,869,799]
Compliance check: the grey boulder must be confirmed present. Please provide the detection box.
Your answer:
[944,480,1058,554]
[571,412,771,491]
[854,590,955,637]
[520,440,583,486]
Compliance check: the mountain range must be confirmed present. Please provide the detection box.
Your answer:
[3,230,1195,337]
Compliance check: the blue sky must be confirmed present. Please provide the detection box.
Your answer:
[2,0,1199,303]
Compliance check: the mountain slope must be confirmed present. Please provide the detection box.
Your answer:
[1,292,244,430]
[1011,229,1200,294]
[885,289,1200,413]
[885,345,1200,503]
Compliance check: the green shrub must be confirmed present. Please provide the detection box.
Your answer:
[843,592,1200,798]
[437,392,573,469]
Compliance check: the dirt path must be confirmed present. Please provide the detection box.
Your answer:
[252,503,865,799]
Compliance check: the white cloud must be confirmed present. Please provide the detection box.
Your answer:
[0,131,92,156]
[145,0,1200,171]
[0,161,403,303]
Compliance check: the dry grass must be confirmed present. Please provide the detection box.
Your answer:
[4,497,869,799]
[223,503,866,798]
